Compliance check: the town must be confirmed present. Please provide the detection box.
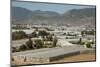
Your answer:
[11,23,96,65]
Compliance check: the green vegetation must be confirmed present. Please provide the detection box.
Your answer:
[84,40,94,48]
[63,33,66,35]
[43,35,53,41]
[12,47,17,52]
[53,37,58,47]
[25,38,34,49]
[34,39,44,49]
[31,30,50,38]
[12,36,58,52]
[12,30,58,52]
[38,30,49,36]
[69,37,94,48]
[85,42,92,48]
[19,44,27,51]
[66,37,69,39]
[12,31,27,40]
[77,38,82,44]
[13,38,35,52]
[31,31,38,37]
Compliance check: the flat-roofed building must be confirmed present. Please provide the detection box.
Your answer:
[12,46,94,65]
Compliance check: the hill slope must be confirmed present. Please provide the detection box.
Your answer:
[12,7,96,26]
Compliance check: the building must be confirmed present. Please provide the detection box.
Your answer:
[12,46,93,65]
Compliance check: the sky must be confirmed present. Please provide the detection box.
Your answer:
[12,1,95,14]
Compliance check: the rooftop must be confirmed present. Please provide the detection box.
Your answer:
[12,46,93,58]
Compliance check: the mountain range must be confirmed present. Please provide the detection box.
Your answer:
[11,6,96,26]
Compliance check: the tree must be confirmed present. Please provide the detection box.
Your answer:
[53,37,58,47]
[38,30,49,36]
[78,38,82,44]
[12,31,27,40]
[19,44,27,51]
[12,47,17,52]
[34,39,44,48]
[12,57,14,61]
[47,35,53,41]
[25,38,33,49]
[63,33,66,35]
[85,42,92,48]
[81,31,85,36]
[31,31,38,37]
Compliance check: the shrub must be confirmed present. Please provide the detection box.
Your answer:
[80,42,85,45]
[25,38,34,49]
[66,37,68,39]
[31,31,38,37]
[47,35,53,41]
[19,44,27,51]
[12,31,27,40]
[63,33,66,35]
[12,47,17,52]
[77,38,82,44]
[34,39,44,48]
[53,38,58,47]
[85,42,92,48]
[12,57,14,61]
[38,30,49,36]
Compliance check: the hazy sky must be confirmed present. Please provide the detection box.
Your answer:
[12,1,95,14]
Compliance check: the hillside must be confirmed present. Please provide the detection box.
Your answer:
[12,7,96,26]
[11,7,33,21]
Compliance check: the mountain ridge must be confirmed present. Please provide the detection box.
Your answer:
[12,6,96,26]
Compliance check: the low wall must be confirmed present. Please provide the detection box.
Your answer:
[80,49,95,54]
[12,47,95,65]
[49,51,80,62]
